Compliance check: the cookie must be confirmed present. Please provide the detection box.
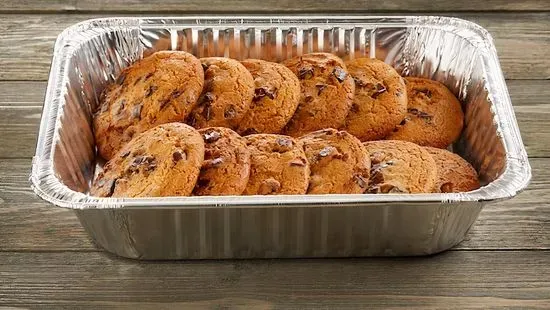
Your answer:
[237,59,301,135]
[186,57,255,129]
[282,53,355,137]
[93,51,204,160]
[343,58,407,141]
[193,127,251,196]
[243,134,310,195]
[300,128,370,194]
[425,147,480,193]
[90,123,204,197]
[363,140,437,193]
[387,77,464,149]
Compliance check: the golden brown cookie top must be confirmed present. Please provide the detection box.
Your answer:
[90,123,204,198]
[425,147,480,193]
[193,127,251,196]
[237,59,301,135]
[300,128,370,194]
[243,134,310,195]
[282,53,355,137]
[387,77,464,149]
[363,140,437,193]
[343,58,407,141]
[93,51,204,160]
[187,57,255,129]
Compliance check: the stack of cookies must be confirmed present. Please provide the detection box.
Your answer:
[91,50,480,198]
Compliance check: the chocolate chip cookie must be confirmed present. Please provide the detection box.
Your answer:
[193,127,251,196]
[343,58,407,141]
[300,128,370,194]
[363,140,437,193]
[237,59,301,135]
[243,134,310,195]
[387,77,464,148]
[282,53,355,137]
[90,123,204,197]
[425,147,480,193]
[187,57,255,129]
[93,51,204,160]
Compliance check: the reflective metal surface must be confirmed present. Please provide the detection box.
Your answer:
[31,16,531,259]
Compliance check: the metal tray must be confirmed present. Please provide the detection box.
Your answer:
[30,16,531,259]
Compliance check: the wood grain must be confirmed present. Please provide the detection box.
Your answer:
[0,251,548,308]
[2,80,548,158]
[0,13,549,81]
[2,0,550,12]
[1,158,548,252]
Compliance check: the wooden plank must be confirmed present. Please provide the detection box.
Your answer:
[2,80,548,158]
[0,13,549,81]
[1,158,548,252]
[2,0,550,13]
[0,251,548,308]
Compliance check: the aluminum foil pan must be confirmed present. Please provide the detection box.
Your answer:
[30,16,531,259]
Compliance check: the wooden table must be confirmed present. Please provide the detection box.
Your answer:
[1,1,549,308]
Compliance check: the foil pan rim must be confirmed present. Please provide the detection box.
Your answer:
[30,16,531,210]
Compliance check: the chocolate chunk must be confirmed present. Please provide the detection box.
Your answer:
[106,178,117,197]
[208,157,224,167]
[254,87,267,101]
[398,116,411,126]
[298,67,314,80]
[315,83,327,95]
[318,146,334,157]
[353,77,367,87]
[224,105,236,119]
[159,98,171,110]
[241,128,258,136]
[128,155,156,174]
[203,130,221,143]
[258,178,281,195]
[332,67,347,83]
[370,151,385,164]
[277,138,293,148]
[200,92,214,106]
[144,72,154,81]
[115,100,126,115]
[304,95,314,103]
[290,157,307,167]
[419,89,432,98]
[170,90,183,99]
[172,150,186,163]
[145,85,158,98]
[353,174,368,189]
[115,72,127,85]
[440,182,454,193]
[254,87,277,101]
[418,111,433,124]
[132,103,142,120]
[202,104,213,121]
[371,83,387,99]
